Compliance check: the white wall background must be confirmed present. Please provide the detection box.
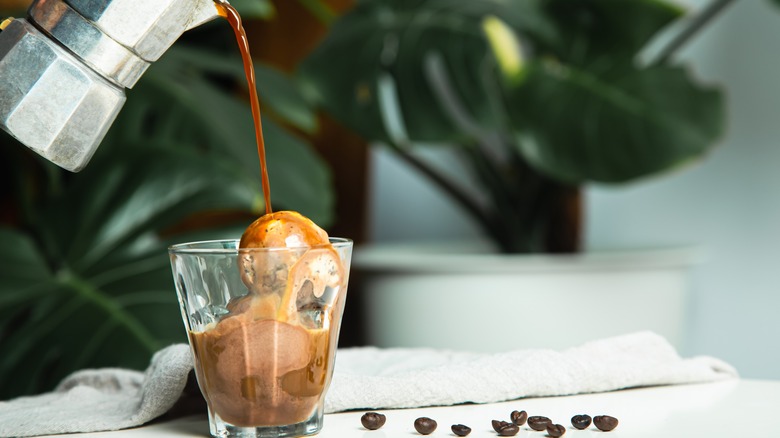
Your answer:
[365,0,780,379]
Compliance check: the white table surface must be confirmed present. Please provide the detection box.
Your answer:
[42,379,779,438]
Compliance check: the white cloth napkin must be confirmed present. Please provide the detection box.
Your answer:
[0,332,736,437]
[324,331,737,412]
[0,345,194,437]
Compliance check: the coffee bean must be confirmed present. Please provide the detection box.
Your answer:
[571,414,591,430]
[527,416,552,431]
[492,420,511,432]
[360,412,386,430]
[546,423,566,437]
[510,410,528,426]
[593,415,619,431]
[497,424,520,436]
[451,424,472,436]
[414,417,437,435]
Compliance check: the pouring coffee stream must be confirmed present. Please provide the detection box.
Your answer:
[215,0,273,216]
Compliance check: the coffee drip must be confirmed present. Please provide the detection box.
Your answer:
[216,1,273,215]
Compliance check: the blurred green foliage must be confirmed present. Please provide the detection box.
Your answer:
[299,0,727,252]
[0,1,333,398]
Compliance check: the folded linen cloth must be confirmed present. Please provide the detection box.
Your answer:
[325,331,737,412]
[0,345,194,437]
[0,331,736,437]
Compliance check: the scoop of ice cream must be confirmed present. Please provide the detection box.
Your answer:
[239,211,329,249]
[239,211,332,298]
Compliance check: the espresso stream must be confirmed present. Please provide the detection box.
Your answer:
[216,1,272,214]
[188,2,341,427]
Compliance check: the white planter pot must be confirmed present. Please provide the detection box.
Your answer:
[353,241,701,352]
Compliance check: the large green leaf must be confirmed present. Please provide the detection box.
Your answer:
[0,144,253,398]
[300,0,722,185]
[107,46,333,225]
[158,46,318,134]
[540,0,683,69]
[506,61,724,183]
[296,0,726,255]
[298,0,554,144]
[298,0,681,145]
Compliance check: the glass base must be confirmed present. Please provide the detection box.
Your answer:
[208,407,324,438]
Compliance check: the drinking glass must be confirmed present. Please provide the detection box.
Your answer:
[169,238,352,438]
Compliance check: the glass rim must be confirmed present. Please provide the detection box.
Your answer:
[168,237,352,255]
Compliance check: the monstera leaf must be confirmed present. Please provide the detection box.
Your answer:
[110,45,332,225]
[300,0,722,183]
[540,0,683,69]
[505,62,724,183]
[299,0,555,144]
[0,144,254,398]
[298,0,725,253]
[498,0,720,183]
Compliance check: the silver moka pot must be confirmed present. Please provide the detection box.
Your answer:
[0,0,226,172]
